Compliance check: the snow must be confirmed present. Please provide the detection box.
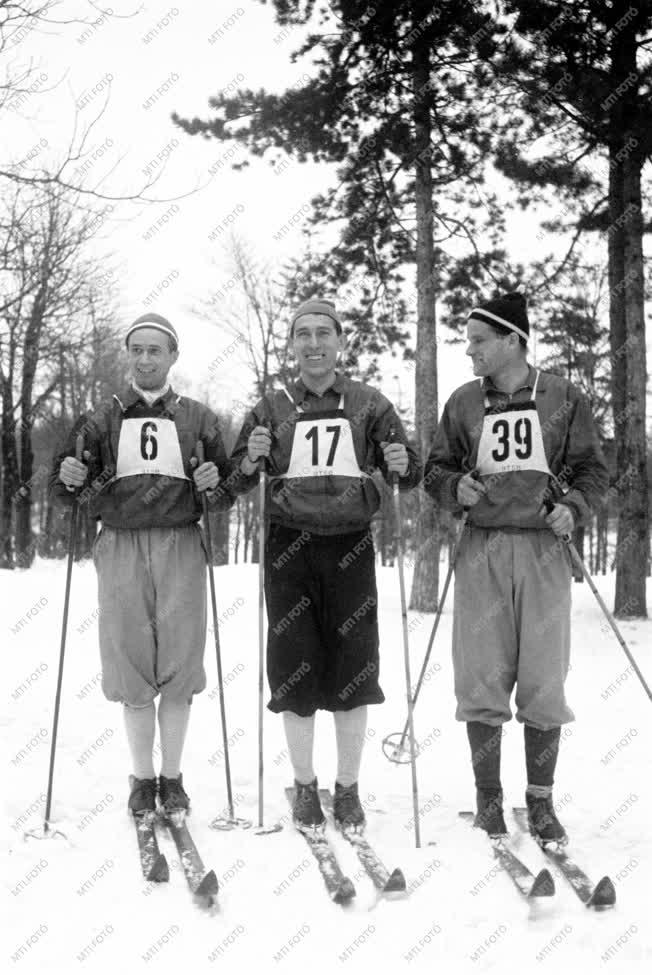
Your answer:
[3,557,651,974]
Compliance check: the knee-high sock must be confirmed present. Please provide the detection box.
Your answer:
[524,725,561,795]
[334,706,367,787]
[158,697,191,778]
[123,702,156,779]
[283,711,316,785]
[467,721,503,791]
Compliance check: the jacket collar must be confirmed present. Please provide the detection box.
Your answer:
[294,371,346,400]
[482,364,546,394]
[114,385,181,414]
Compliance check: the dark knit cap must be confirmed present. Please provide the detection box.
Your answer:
[291,298,342,334]
[124,313,179,348]
[468,292,529,341]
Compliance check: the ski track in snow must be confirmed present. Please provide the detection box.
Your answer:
[2,558,651,974]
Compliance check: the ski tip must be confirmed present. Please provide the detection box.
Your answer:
[383,867,407,894]
[530,868,555,898]
[333,877,356,904]
[195,869,219,901]
[587,875,616,909]
[148,853,169,883]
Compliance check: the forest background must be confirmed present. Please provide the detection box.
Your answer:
[1,0,650,619]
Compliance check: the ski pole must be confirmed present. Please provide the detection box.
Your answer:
[383,506,470,764]
[258,451,266,829]
[391,459,421,848]
[196,442,246,830]
[254,420,281,834]
[543,498,652,703]
[31,433,84,840]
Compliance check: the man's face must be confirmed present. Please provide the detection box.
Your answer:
[127,327,178,389]
[466,319,517,378]
[292,313,344,381]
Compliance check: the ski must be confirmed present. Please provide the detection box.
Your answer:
[459,811,555,898]
[284,787,356,905]
[319,789,406,896]
[133,811,169,883]
[512,807,615,909]
[162,812,219,906]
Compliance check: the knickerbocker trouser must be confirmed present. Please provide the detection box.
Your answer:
[94,524,207,707]
[452,525,575,730]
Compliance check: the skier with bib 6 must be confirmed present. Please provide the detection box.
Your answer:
[424,293,608,843]
[231,298,422,830]
[51,313,234,819]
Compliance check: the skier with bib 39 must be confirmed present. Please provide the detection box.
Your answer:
[424,293,608,843]
[50,313,234,819]
[231,298,422,830]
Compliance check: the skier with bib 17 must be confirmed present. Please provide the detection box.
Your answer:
[424,293,608,843]
[230,298,422,830]
[50,313,235,819]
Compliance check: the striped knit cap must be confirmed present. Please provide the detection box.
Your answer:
[291,298,342,334]
[468,292,529,342]
[124,313,179,348]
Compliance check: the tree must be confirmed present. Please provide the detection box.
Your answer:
[0,184,120,566]
[173,0,510,610]
[489,1,650,616]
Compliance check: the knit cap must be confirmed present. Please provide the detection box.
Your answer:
[468,292,529,342]
[124,313,179,348]
[291,298,342,334]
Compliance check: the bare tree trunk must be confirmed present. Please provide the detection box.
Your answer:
[616,152,648,616]
[208,509,230,565]
[572,526,584,582]
[598,506,608,575]
[608,24,648,618]
[408,4,440,611]
[233,499,241,563]
[1,382,17,568]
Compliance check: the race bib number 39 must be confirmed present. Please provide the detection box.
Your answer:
[115,418,188,480]
[489,416,532,462]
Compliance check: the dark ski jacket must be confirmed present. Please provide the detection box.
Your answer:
[50,386,235,529]
[424,366,609,529]
[230,373,422,535]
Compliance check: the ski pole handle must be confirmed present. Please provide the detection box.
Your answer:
[542,496,571,542]
[387,424,401,489]
[259,417,272,474]
[195,440,205,468]
[66,433,86,494]
[462,467,480,513]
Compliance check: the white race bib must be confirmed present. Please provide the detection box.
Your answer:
[115,418,188,480]
[282,394,367,480]
[475,372,550,476]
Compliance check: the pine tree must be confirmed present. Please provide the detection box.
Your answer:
[490,1,650,615]
[174,0,507,609]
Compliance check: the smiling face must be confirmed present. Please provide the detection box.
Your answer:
[127,326,178,390]
[465,319,520,378]
[292,313,344,386]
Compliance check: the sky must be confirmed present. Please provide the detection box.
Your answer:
[3,0,650,423]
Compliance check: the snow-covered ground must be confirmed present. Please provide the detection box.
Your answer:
[3,557,651,974]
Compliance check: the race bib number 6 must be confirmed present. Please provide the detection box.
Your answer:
[116,418,187,479]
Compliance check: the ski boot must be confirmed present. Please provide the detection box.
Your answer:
[473,787,507,837]
[292,778,325,830]
[158,774,190,817]
[128,776,157,816]
[526,791,567,846]
[333,781,365,830]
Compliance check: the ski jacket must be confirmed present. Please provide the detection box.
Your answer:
[424,366,608,528]
[230,373,422,535]
[50,386,235,529]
